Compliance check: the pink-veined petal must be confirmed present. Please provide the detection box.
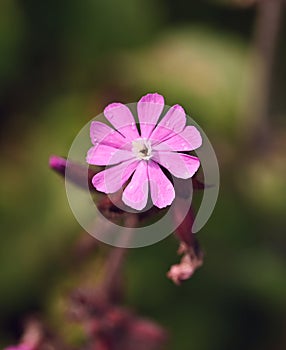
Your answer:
[152,152,200,179]
[90,121,127,147]
[86,144,133,166]
[149,126,176,146]
[122,161,149,210]
[150,104,186,143]
[92,159,139,193]
[137,93,164,138]
[148,161,175,208]
[153,126,202,152]
[104,103,140,140]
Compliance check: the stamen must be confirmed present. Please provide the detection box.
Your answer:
[132,138,152,160]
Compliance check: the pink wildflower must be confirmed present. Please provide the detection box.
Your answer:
[86,93,202,210]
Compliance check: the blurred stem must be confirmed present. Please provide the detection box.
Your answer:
[101,214,138,300]
[247,0,283,150]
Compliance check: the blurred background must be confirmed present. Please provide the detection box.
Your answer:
[1,0,286,349]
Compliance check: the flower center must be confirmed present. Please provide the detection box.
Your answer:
[132,138,152,160]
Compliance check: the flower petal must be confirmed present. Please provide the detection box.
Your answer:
[152,152,200,179]
[150,104,186,143]
[148,161,175,208]
[92,159,139,193]
[86,144,133,166]
[122,161,149,210]
[104,103,140,140]
[90,121,127,147]
[153,126,202,152]
[137,93,164,138]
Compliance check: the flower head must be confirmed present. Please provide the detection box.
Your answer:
[86,93,202,210]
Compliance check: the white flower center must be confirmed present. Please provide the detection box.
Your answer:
[132,138,152,160]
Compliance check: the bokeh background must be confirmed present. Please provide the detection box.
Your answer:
[1,0,286,349]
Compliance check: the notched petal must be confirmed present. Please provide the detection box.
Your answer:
[148,161,175,208]
[86,144,133,166]
[90,121,126,147]
[137,93,165,138]
[104,102,140,140]
[122,161,149,210]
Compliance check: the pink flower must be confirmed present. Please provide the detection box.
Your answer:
[86,93,202,210]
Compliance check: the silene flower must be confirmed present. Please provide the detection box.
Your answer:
[86,93,202,210]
